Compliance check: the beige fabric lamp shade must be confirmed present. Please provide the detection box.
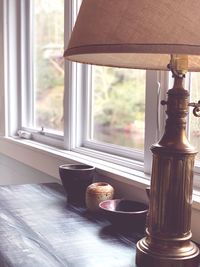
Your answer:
[64,0,200,71]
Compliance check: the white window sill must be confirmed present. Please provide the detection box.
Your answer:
[0,136,149,187]
[0,136,200,210]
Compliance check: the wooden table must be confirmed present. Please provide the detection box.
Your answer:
[0,183,143,267]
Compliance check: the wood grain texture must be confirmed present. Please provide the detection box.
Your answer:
[0,183,142,267]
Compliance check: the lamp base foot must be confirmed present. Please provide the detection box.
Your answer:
[136,237,200,267]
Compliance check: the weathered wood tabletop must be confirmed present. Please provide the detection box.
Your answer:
[0,183,143,267]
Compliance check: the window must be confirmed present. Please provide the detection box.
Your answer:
[31,0,64,133]
[21,0,65,135]
[15,0,159,172]
[4,0,200,188]
[91,66,145,151]
[189,73,200,162]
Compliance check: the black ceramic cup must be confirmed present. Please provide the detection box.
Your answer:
[59,164,95,206]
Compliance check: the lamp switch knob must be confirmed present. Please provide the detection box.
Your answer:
[161,100,168,106]
[188,100,200,117]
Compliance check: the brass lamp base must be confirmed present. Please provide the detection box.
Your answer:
[136,73,200,267]
[136,238,199,267]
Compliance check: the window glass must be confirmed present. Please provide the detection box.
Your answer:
[189,73,200,161]
[32,0,64,133]
[91,66,146,150]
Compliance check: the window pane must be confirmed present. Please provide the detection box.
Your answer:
[91,66,145,150]
[32,0,64,133]
[189,73,200,161]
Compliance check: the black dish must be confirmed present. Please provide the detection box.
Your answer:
[99,199,148,232]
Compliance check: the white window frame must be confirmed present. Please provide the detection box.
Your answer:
[73,67,165,174]
[4,0,164,175]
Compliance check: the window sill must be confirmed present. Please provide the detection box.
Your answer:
[0,136,150,187]
[0,136,200,208]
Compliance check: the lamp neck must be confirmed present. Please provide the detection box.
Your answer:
[156,74,195,153]
[165,75,187,131]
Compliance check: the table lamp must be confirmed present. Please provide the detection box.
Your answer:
[64,0,200,266]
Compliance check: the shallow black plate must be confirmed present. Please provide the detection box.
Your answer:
[99,199,148,232]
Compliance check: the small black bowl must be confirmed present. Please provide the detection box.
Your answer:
[59,164,95,206]
[99,199,148,232]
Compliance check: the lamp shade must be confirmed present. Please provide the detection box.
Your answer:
[64,0,200,71]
